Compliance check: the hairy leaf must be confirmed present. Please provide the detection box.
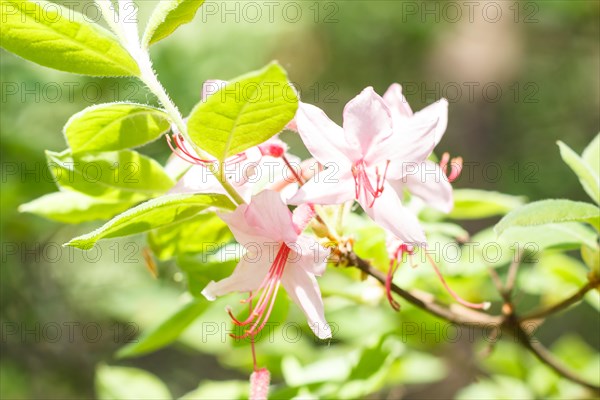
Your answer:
[495,199,600,236]
[557,141,600,205]
[65,103,171,153]
[148,213,231,260]
[66,193,234,249]
[142,0,205,47]
[46,149,174,202]
[0,0,139,76]
[188,62,298,161]
[19,191,135,224]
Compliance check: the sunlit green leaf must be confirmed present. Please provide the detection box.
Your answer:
[557,141,600,205]
[582,134,599,177]
[499,222,598,251]
[95,365,171,400]
[66,193,234,249]
[495,199,600,235]
[0,0,139,76]
[449,189,526,220]
[46,149,174,202]
[142,0,206,47]
[117,298,209,358]
[65,103,171,153]
[18,191,135,224]
[148,213,231,260]
[188,62,298,161]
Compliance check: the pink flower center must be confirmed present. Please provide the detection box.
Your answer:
[352,160,390,207]
[228,244,291,339]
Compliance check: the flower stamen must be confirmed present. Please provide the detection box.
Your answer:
[352,160,390,207]
[229,244,291,339]
[426,254,490,310]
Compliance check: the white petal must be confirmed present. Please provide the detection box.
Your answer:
[342,87,394,156]
[413,98,448,146]
[201,256,271,300]
[169,165,225,195]
[244,190,298,243]
[390,161,453,213]
[295,103,357,167]
[281,267,331,339]
[288,171,355,205]
[287,235,330,276]
[361,182,426,246]
[383,83,413,119]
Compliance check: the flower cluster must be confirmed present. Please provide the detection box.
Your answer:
[170,82,484,342]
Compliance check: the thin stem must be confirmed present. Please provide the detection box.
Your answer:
[348,252,501,327]
[511,317,600,394]
[519,279,599,322]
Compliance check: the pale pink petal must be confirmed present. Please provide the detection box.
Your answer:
[292,204,316,234]
[201,256,271,300]
[413,98,448,146]
[368,116,438,177]
[288,171,355,205]
[201,79,228,101]
[360,182,427,246]
[169,165,225,195]
[295,103,357,167]
[281,267,331,339]
[383,83,413,120]
[389,161,453,213]
[287,235,330,276]
[343,87,393,156]
[244,190,298,243]
[219,204,270,247]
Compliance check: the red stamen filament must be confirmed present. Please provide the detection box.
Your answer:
[167,134,248,168]
[352,160,390,207]
[385,244,414,311]
[228,244,291,339]
[426,254,490,310]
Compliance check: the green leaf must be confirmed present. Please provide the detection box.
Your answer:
[582,134,600,176]
[65,193,234,250]
[499,222,598,251]
[557,141,600,205]
[449,189,526,220]
[46,149,174,202]
[19,191,135,224]
[177,255,237,297]
[0,0,139,77]
[95,365,171,400]
[142,0,205,47]
[117,298,209,358]
[495,199,600,236]
[65,103,171,153]
[148,213,231,260]
[188,62,298,161]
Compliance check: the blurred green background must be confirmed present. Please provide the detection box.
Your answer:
[1,1,599,399]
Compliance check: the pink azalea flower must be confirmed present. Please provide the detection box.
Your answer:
[290,86,440,245]
[167,80,300,202]
[201,190,332,339]
[382,83,456,213]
